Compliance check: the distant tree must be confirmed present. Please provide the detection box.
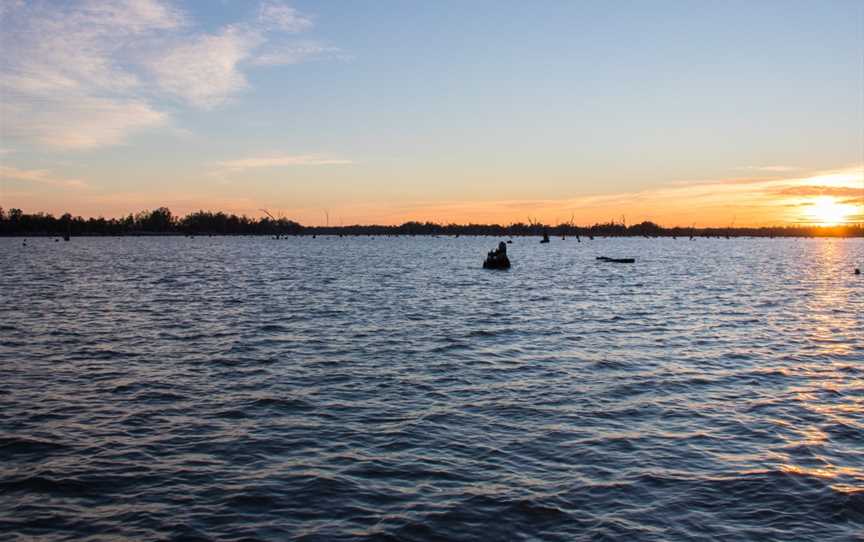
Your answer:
[135,207,174,232]
[629,221,663,237]
[59,213,72,235]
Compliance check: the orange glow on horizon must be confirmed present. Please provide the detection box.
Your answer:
[3,166,862,228]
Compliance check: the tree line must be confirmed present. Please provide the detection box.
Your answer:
[1,206,862,237]
[0,207,302,236]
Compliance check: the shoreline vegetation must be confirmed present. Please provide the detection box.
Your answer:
[1,206,863,238]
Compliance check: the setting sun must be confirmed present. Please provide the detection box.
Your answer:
[806,196,854,225]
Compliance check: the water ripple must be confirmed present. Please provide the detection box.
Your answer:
[1,236,862,540]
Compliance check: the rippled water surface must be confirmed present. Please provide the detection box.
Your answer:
[2,236,863,541]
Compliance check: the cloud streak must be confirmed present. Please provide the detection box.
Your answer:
[213,154,354,174]
[772,185,864,197]
[251,43,345,66]
[0,165,88,189]
[736,165,801,172]
[2,96,168,150]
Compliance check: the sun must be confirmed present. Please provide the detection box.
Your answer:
[806,196,852,226]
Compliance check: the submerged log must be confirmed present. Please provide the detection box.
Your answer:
[483,241,511,269]
[596,256,636,264]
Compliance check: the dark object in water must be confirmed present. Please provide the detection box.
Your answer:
[483,241,511,269]
[856,268,861,275]
[540,231,550,243]
[596,256,635,264]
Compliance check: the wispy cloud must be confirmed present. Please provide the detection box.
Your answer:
[147,25,262,109]
[735,165,802,172]
[0,165,88,189]
[257,1,312,32]
[2,96,168,150]
[251,42,345,66]
[1,0,338,149]
[0,0,179,149]
[213,154,353,174]
[668,175,784,187]
[772,185,864,197]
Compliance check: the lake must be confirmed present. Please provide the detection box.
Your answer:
[1,236,862,540]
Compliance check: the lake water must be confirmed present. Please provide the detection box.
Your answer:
[1,236,862,540]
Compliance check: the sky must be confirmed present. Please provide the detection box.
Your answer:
[1,0,863,226]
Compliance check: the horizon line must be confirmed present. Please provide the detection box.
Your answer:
[2,206,864,232]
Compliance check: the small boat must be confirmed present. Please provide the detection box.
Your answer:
[540,231,550,243]
[596,256,635,264]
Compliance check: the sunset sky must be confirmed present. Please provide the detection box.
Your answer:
[1,0,862,226]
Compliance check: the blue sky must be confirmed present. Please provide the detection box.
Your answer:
[1,0,862,225]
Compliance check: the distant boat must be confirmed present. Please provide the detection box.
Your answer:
[540,231,550,243]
